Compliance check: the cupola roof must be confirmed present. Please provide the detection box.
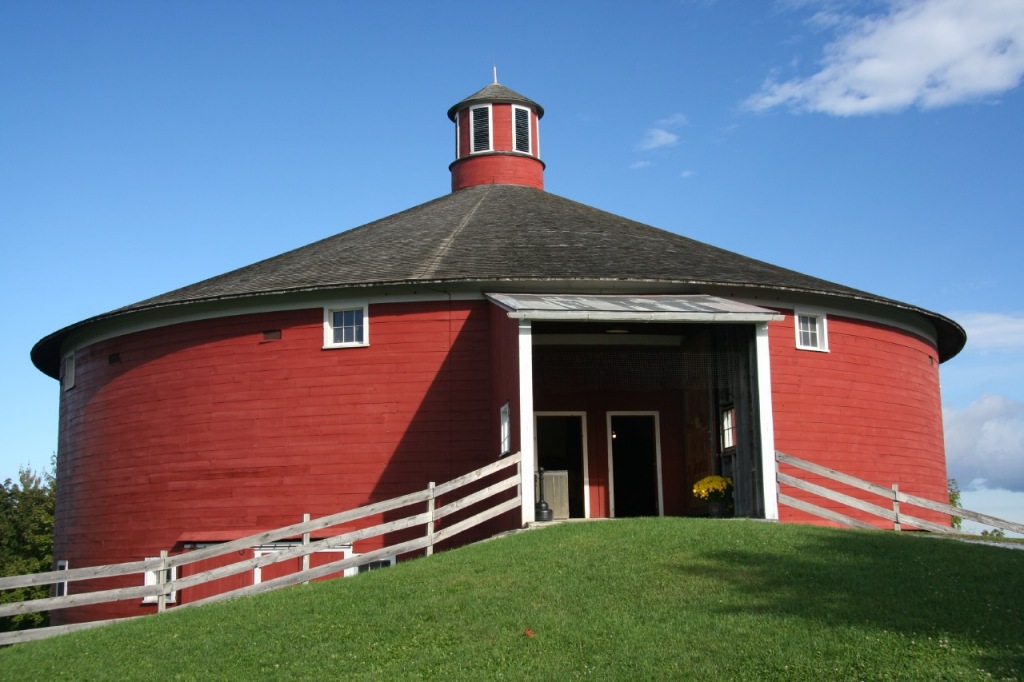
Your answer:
[447,83,544,121]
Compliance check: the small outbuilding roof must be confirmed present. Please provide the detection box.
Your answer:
[32,183,966,377]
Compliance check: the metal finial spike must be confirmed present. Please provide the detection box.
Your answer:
[493,65,498,84]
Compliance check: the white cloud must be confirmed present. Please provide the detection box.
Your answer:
[656,113,690,127]
[629,161,651,170]
[635,113,688,151]
[636,128,680,152]
[954,312,1024,351]
[681,169,695,178]
[746,0,1024,115]
[944,394,1024,492]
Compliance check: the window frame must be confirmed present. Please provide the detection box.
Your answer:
[470,104,493,153]
[512,105,532,155]
[354,555,395,574]
[323,303,369,349]
[55,560,69,597]
[455,109,462,157]
[720,404,736,451]
[142,559,177,604]
[499,402,511,456]
[794,309,829,352]
[62,354,75,391]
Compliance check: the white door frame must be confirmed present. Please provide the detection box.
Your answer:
[534,411,591,519]
[606,411,664,518]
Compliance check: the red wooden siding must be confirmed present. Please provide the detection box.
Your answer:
[52,299,501,623]
[178,551,254,604]
[451,153,544,191]
[769,311,949,528]
[489,305,521,456]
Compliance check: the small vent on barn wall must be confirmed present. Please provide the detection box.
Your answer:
[262,330,282,341]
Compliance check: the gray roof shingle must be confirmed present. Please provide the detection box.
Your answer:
[32,184,966,376]
[446,83,544,120]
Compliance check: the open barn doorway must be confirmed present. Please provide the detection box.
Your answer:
[534,413,589,519]
[608,413,662,517]
[529,323,767,519]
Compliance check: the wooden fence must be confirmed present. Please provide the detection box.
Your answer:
[0,452,522,646]
[776,450,1024,535]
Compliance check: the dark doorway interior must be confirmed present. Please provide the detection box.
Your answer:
[610,414,659,517]
[536,415,586,518]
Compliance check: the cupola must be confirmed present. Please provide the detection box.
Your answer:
[447,78,545,192]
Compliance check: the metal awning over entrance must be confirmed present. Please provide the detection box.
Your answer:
[486,293,783,323]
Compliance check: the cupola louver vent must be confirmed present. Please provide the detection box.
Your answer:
[471,106,490,152]
[514,107,530,153]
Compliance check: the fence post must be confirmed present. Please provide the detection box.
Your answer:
[891,484,901,531]
[156,550,168,613]
[302,513,311,584]
[426,482,436,557]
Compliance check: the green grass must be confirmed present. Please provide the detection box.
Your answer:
[2,519,1022,680]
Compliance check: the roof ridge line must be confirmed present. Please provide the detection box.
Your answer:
[415,187,491,279]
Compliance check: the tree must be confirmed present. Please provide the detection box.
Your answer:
[0,464,55,631]
[947,478,962,531]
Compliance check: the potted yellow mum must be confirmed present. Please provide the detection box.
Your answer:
[692,475,733,517]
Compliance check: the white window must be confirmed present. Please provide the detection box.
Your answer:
[720,406,736,450]
[500,402,511,455]
[354,555,395,574]
[55,560,69,597]
[795,311,828,352]
[470,105,492,153]
[142,559,177,603]
[324,304,369,348]
[455,110,462,157]
[512,106,531,154]
[62,354,75,391]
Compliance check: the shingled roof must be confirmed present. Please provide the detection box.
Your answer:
[32,183,966,377]
[447,83,544,120]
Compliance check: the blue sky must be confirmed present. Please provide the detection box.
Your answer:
[2,0,1022,529]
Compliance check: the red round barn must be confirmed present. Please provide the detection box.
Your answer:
[31,81,965,624]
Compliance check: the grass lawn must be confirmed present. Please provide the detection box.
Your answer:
[1,519,1022,680]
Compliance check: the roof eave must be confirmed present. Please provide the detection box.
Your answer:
[33,275,966,379]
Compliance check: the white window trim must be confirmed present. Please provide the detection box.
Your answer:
[470,104,493,153]
[512,105,532,155]
[499,402,511,456]
[351,554,395,575]
[142,559,177,603]
[720,405,736,451]
[794,309,829,352]
[323,303,369,349]
[455,110,461,158]
[62,354,75,391]
[55,560,69,597]
[254,544,350,583]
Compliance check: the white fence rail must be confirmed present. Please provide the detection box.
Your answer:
[0,452,522,646]
[776,451,1024,535]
